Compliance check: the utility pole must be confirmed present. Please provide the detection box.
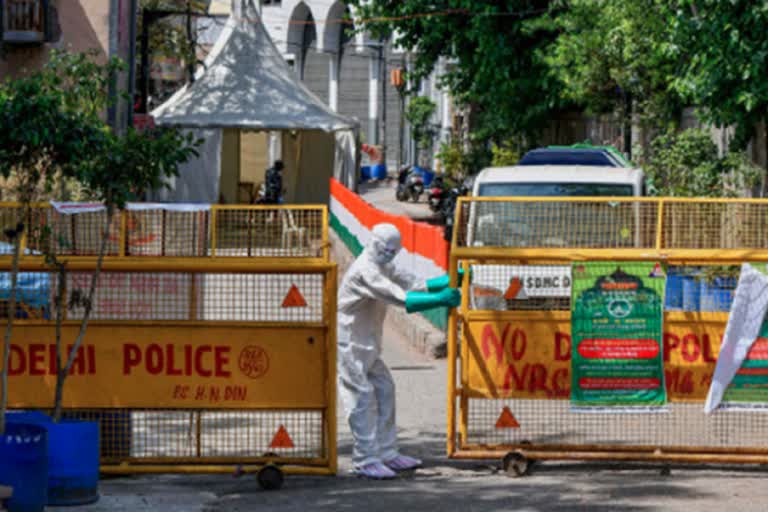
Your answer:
[186,0,195,84]
[127,0,138,128]
[379,41,387,170]
[395,56,406,172]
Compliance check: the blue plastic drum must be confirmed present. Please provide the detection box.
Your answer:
[372,164,387,180]
[682,276,701,311]
[700,277,737,312]
[46,420,99,506]
[0,422,48,512]
[421,169,435,187]
[360,165,371,182]
[5,412,100,506]
[665,272,684,310]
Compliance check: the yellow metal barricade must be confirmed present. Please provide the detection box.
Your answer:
[0,204,336,482]
[448,197,768,473]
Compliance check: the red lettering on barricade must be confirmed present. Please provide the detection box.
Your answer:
[529,364,552,396]
[9,345,25,376]
[7,343,96,376]
[195,346,212,377]
[121,344,230,377]
[5,325,325,410]
[554,332,571,361]
[481,323,509,365]
[167,345,182,376]
[503,363,528,392]
[482,323,527,364]
[124,344,142,374]
[146,344,163,375]
[501,329,528,361]
[552,368,570,396]
[681,334,701,362]
[470,320,724,401]
[185,346,193,376]
[663,333,680,362]
[29,344,45,376]
[215,346,231,377]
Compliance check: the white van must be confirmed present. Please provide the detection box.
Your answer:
[467,165,645,304]
[472,165,644,199]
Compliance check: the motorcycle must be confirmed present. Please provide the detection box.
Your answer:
[442,177,472,243]
[428,175,446,212]
[395,166,425,202]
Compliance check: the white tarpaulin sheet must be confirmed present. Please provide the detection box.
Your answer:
[705,263,768,413]
[148,129,222,203]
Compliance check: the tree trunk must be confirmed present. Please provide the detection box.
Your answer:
[0,204,29,435]
[51,263,67,422]
[53,207,114,422]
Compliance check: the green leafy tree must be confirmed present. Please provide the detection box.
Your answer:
[490,139,521,167]
[0,50,116,434]
[405,96,437,167]
[46,125,200,421]
[644,129,760,197]
[669,1,768,153]
[348,1,564,142]
[549,0,684,151]
[0,49,200,430]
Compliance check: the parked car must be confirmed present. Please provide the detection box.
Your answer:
[466,164,645,305]
[518,145,630,168]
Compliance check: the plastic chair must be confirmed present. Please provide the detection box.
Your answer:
[280,209,306,251]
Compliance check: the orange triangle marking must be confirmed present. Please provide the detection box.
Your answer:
[504,278,523,300]
[281,284,307,308]
[269,425,295,448]
[495,407,520,429]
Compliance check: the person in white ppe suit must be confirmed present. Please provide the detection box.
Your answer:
[338,223,461,479]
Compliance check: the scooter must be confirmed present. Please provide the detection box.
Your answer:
[428,175,446,212]
[395,166,425,202]
[396,166,410,201]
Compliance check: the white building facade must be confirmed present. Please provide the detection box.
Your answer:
[257,0,454,171]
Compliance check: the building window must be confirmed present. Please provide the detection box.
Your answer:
[2,0,49,44]
[262,0,281,6]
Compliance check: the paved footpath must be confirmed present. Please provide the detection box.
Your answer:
[55,320,768,512]
[358,180,437,222]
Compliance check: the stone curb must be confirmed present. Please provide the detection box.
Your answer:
[329,231,447,359]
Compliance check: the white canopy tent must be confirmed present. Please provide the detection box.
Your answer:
[151,0,359,204]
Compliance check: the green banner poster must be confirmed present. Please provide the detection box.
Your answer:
[571,262,667,410]
[720,314,768,410]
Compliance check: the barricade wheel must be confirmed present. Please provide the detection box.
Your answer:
[502,451,531,478]
[257,464,284,491]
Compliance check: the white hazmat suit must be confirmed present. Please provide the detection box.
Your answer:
[337,223,422,478]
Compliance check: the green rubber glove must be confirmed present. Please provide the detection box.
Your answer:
[405,287,462,313]
[426,268,467,292]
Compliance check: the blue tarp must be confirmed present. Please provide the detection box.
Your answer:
[0,242,51,311]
